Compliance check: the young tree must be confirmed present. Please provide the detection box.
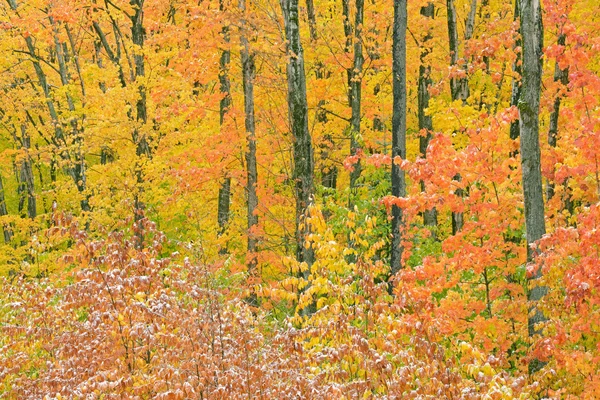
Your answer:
[518,0,546,374]
[281,0,315,266]
[418,2,437,233]
[390,0,407,278]
[217,0,232,252]
[240,0,259,272]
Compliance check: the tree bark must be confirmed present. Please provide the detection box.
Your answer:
[17,125,36,220]
[390,0,407,279]
[306,0,317,41]
[509,0,522,144]
[446,0,476,234]
[518,0,546,374]
[0,174,12,243]
[281,0,315,266]
[217,0,232,254]
[130,0,150,246]
[418,2,438,234]
[547,33,568,201]
[240,0,259,273]
[348,0,364,204]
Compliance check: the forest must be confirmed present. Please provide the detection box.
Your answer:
[0,0,599,397]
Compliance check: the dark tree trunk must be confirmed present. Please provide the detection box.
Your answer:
[418,2,438,234]
[218,0,232,254]
[130,0,150,245]
[547,33,568,201]
[0,174,12,243]
[509,0,522,144]
[306,0,317,41]
[446,0,476,234]
[518,0,546,374]
[240,0,259,273]
[348,0,364,203]
[281,0,315,266]
[390,0,407,279]
[17,126,36,220]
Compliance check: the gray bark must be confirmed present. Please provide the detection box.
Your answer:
[281,0,315,266]
[348,0,364,203]
[518,0,546,374]
[390,0,407,279]
[547,33,568,201]
[217,0,232,254]
[418,3,438,233]
[17,125,36,219]
[306,0,317,41]
[240,0,259,273]
[0,174,12,243]
[446,0,476,234]
[130,0,150,245]
[509,0,522,143]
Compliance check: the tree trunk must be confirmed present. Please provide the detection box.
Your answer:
[390,0,407,279]
[217,0,232,254]
[0,174,12,243]
[348,0,364,204]
[519,0,546,374]
[547,33,568,201]
[240,0,259,273]
[306,0,317,41]
[281,0,315,266]
[18,126,36,220]
[446,0,475,234]
[509,0,522,144]
[418,2,438,234]
[130,0,150,245]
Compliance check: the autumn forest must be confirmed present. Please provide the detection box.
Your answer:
[0,0,599,397]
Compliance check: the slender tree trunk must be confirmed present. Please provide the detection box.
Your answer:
[509,0,522,144]
[418,2,437,234]
[547,33,568,201]
[217,0,232,254]
[306,0,317,41]
[51,20,90,213]
[0,174,12,243]
[281,0,315,266]
[348,0,364,204]
[18,126,36,220]
[130,0,150,245]
[240,0,259,273]
[446,0,476,234]
[519,0,546,374]
[390,0,407,279]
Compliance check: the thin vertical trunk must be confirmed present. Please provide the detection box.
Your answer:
[281,0,315,266]
[217,0,232,254]
[547,33,568,201]
[418,2,438,234]
[51,19,90,213]
[390,0,407,279]
[446,0,476,234]
[306,0,317,41]
[519,0,546,374]
[130,0,150,245]
[509,0,522,144]
[18,125,36,220]
[0,174,12,243]
[240,0,259,273]
[348,0,364,204]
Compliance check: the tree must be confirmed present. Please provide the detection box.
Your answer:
[518,0,546,374]
[390,0,407,278]
[217,0,233,253]
[418,2,437,234]
[240,0,259,273]
[280,0,314,266]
